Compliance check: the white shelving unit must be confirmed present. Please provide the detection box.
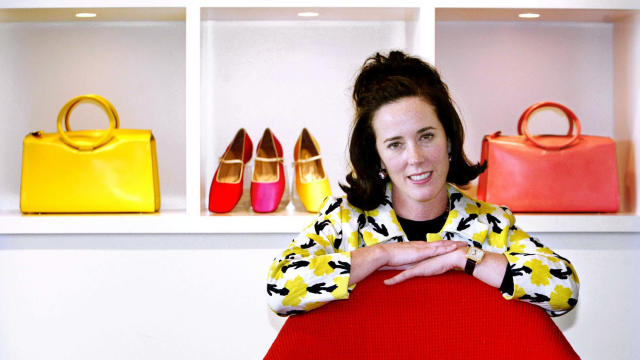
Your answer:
[1,1,639,234]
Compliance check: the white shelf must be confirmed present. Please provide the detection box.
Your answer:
[2,210,638,234]
[514,214,640,233]
[0,2,638,235]
[0,210,309,234]
[1,210,190,234]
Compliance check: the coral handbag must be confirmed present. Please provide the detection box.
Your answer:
[20,94,160,213]
[477,101,618,212]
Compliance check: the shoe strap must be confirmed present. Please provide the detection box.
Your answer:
[219,157,244,164]
[292,155,322,165]
[255,156,284,163]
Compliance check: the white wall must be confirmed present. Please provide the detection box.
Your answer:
[0,232,638,359]
[2,14,639,360]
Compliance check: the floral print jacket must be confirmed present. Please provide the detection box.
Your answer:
[267,184,579,317]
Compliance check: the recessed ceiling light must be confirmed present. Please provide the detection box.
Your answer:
[518,13,540,19]
[297,11,319,18]
[75,12,97,18]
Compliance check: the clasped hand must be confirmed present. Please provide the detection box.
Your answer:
[379,240,468,285]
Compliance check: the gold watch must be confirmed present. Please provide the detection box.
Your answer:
[464,246,485,275]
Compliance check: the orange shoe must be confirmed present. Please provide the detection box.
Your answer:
[208,129,252,213]
[293,128,331,212]
[251,128,285,213]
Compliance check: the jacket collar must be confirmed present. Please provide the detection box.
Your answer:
[361,183,489,244]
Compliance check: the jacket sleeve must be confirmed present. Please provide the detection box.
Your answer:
[500,209,580,316]
[266,197,354,316]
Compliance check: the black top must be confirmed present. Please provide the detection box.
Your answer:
[396,211,449,241]
[396,212,514,294]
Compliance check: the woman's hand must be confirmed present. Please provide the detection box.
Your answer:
[383,246,467,285]
[381,240,467,267]
[383,247,510,288]
[349,240,466,285]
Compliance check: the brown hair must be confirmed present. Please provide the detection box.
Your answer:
[340,51,485,210]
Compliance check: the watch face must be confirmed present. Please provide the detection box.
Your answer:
[467,247,484,262]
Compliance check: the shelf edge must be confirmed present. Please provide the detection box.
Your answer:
[0,213,638,234]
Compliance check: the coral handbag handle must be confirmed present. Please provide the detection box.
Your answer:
[56,94,120,151]
[517,101,581,150]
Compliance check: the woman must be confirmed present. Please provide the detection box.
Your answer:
[267,51,579,317]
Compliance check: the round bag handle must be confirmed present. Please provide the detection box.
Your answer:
[517,101,581,150]
[56,94,120,151]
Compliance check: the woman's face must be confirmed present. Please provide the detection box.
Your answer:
[372,96,449,213]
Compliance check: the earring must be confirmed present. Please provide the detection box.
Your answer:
[448,154,452,162]
[378,169,388,180]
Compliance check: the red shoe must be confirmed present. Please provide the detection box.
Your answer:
[251,128,285,213]
[209,129,252,213]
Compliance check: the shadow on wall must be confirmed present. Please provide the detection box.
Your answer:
[553,303,578,331]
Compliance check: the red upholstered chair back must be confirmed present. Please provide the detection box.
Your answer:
[265,270,579,360]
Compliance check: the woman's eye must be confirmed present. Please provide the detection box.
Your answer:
[387,142,401,150]
[420,133,434,142]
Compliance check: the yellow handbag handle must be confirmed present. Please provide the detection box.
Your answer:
[56,94,120,151]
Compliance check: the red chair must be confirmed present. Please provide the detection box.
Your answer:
[265,271,579,360]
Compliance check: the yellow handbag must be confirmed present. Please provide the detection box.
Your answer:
[20,94,160,213]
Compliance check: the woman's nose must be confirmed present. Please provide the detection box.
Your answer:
[407,144,424,165]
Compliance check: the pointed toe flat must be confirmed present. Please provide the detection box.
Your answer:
[251,128,285,213]
[293,128,331,213]
[209,128,253,213]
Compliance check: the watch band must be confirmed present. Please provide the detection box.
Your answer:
[464,258,477,275]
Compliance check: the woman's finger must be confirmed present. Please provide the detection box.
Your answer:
[380,264,415,271]
[416,241,465,257]
[384,251,457,285]
[384,261,434,285]
[382,240,467,267]
[383,268,414,285]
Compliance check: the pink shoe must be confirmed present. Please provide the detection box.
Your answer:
[251,129,285,213]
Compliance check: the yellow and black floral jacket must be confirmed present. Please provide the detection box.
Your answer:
[267,184,579,317]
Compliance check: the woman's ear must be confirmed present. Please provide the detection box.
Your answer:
[447,139,452,155]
